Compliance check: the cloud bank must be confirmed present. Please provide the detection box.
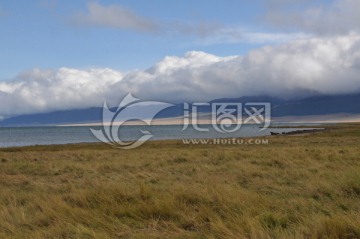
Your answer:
[1,33,360,117]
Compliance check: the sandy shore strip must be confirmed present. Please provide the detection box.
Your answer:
[58,113,360,127]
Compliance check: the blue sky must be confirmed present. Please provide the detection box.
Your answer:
[1,0,360,117]
[0,0,303,80]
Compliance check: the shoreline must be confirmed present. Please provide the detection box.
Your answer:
[0,125,330,150]
[269,128,326,136]
[56,113,360,127]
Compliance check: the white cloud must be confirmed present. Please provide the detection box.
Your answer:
[264,0,360,35]
[74,2,158,32]
[197,27,310,45]
[0,68,123,116]
[1,33,360,117]
[73,2,305,46]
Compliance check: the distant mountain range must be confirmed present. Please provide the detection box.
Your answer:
[1,93,360,126]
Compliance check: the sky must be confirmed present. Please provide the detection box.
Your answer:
[0,0,272,78]
[1,0,360,117]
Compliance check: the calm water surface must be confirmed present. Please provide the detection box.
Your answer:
[0,124,321,148]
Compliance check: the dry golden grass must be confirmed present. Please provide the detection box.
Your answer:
[0,124,359,238]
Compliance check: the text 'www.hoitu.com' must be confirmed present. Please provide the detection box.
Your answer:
[182,138,269,145]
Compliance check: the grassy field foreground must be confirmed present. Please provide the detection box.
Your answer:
[0,124,360,238]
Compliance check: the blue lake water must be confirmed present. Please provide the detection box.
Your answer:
[0,124,321,148]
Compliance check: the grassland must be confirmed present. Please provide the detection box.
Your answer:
[0,124,359,239]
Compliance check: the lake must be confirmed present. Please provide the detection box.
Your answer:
[0,124,320,148]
